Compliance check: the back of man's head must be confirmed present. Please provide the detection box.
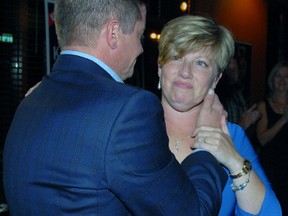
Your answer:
[54,0,146,49]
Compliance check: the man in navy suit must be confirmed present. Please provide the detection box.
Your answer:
[3,0,227,215]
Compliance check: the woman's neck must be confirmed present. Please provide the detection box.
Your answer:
[162,101,200,139]
[271,91,288,104]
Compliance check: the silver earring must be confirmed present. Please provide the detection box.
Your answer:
[157,79,161,90]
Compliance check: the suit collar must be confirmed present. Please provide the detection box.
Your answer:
[52,54,116,81]
[60,51,123,83]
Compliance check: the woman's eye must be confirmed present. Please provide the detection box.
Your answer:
[196,60,208,67]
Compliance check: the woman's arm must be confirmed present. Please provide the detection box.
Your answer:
[192,125,266,214]
[192,93,281,215]
[193,123,282,215]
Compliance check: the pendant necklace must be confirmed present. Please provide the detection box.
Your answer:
[172,136,192,152]
[271,98,287,114]
[277,103,286,113]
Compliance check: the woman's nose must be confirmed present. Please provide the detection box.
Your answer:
[179,62,193,78]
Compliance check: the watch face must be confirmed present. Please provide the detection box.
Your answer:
[244,160,252,171]
[230,159,252,179]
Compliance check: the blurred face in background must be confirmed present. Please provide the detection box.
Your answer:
[273,66,288,92]
[225,58,240,85]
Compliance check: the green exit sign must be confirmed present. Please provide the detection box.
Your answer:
[0,34,13,43]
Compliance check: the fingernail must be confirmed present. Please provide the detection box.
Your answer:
[208,89,214,95]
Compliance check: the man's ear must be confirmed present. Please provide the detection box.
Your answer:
[106,19,120,49]
[212,72,222,89]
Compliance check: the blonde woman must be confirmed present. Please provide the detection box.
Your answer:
[158,15,281,215]
[257,61,288,215]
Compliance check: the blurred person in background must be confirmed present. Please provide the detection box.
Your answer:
[216,55,260,130]
[257,61,288,215]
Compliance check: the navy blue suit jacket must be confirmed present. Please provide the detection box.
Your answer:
[4,54,227,215]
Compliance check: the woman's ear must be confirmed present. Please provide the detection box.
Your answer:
[212,73,222,89]
[106,19,120,49]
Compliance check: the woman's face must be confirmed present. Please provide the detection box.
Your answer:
[159,48,220,112]
[274,66,288,92]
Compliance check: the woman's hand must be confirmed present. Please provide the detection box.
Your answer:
[192,125,243,172]
[238,104,261,129]
[192,88,243,170]
[196,89,227,129]
[25,81,41,97]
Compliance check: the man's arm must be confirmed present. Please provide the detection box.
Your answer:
[107,89,227,215]
[182,151,227,215]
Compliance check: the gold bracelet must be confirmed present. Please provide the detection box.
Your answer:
[230,159,252,179]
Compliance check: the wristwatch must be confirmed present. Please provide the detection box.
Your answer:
[230,159,252,179]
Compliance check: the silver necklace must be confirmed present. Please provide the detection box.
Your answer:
[172,136,192,151]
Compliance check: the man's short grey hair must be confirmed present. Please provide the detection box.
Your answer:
[54,0,145,48]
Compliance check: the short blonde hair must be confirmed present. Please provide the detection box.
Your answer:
[158,15,235,74]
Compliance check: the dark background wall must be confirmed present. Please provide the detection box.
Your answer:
[0,0,287,203]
